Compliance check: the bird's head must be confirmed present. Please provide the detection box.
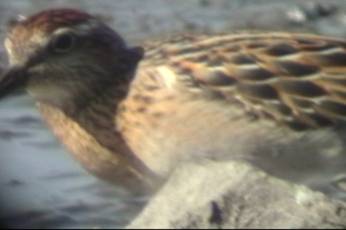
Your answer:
[0,8,143,112]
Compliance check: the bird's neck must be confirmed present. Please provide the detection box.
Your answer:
[36,82,161,191]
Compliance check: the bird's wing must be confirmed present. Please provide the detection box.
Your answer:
[143,32,346,130]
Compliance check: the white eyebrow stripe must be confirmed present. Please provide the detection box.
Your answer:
[52,27,75,35]
[73,19,101,33]
[51,19,99,38]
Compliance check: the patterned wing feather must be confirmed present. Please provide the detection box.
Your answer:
[144,33,346,130]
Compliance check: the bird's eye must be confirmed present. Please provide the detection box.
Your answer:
[51,33,76,53]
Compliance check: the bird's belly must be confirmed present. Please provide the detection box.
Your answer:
[124,100,346,190]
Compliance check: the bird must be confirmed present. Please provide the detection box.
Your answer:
[1,8,346,194]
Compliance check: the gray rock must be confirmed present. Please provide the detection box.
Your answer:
[128,160,346,229]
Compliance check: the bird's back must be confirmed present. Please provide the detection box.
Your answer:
[141,32,346,129]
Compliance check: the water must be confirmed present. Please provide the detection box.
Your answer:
[0,0,346,228]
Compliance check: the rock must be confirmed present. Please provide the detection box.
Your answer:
[128,160,346,229]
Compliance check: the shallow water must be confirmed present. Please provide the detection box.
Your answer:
[0,0,346,228]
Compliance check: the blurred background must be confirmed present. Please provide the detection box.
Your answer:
[0,0,346,228]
